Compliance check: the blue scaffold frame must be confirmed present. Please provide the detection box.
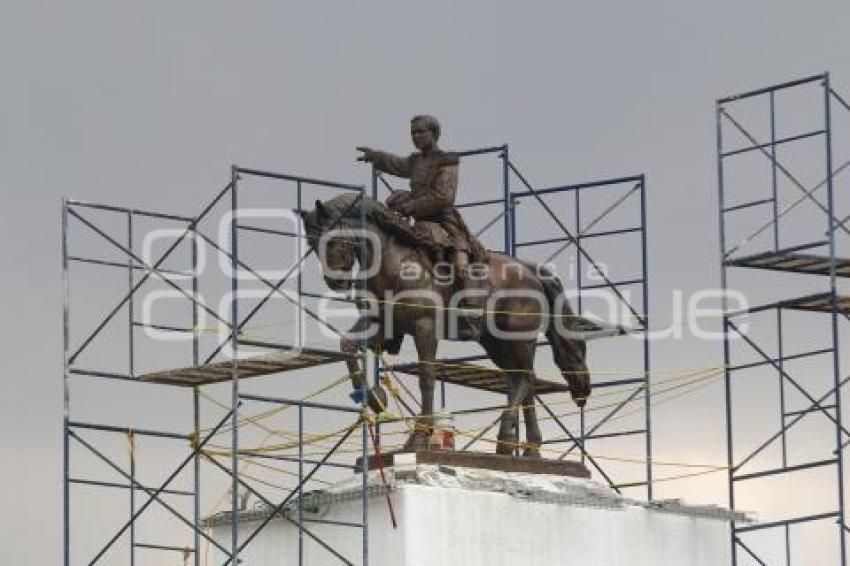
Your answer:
[62,168,373,566]
[510,171,651,499]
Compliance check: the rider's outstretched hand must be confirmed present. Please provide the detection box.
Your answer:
[386,190,412,214]
[394,198,416,216]
[356,146,375,163]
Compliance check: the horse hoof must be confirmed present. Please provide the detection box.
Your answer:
[349,388,367,404]
[367,385,388,414]
[495,436,517,456]
[404,430,430,451]
[522,447,542,459]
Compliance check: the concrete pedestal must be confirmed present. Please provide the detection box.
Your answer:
[208,466,732,566]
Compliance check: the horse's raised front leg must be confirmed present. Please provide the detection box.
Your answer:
[340,317,386,414]
[405,317,438,451]
[341,332,366,391]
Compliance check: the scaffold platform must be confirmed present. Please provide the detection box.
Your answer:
[725,242,850,278]
[745,291,850,315]
[140,348,352,387]
[391,362,571,395]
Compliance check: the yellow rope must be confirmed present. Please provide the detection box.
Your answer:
[198,373,350,437]
[189,349,731,549]
[590,364,726,429]
[201,450,306,491]
[197,371,357,562]
[212,421,359,454]
[649,467,726,484]
[457,430,725,471]
[367,363,727,441]
[276,365,727,467]
[202,449,335,486]
[200,359,727,442]
[231,364,726,457]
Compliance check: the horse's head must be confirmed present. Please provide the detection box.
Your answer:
[299,198,360,292]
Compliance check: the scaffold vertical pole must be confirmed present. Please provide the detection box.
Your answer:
[509,198,518,257]
[362,417,369,566]
[230,166,240,565]
[297,180,304,351]
[640,174,652,501]
[127,210,136,566]
[192,217,201,566]
[772,88,788,562]
[298,404,304,564]
[62,198,70,566]
[716,99,737,566]
[824,72,847,566]
[129,430,136,566]
[769,92,780,250]
[360,181,370,566]
[502,144,511,255]
[127,211,135,377]
[575,186,586,467]
[371,167,382,447]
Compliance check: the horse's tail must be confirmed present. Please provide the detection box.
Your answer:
[526,261,591,407]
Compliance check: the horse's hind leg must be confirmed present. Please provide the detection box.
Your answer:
[405,316,438,451]
[485,340,538,456]
[522,385,542,458]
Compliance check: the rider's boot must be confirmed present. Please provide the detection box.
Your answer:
[453,250,487,340]
[456,265,487,340]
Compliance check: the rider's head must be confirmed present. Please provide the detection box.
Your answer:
[410,115,440,151]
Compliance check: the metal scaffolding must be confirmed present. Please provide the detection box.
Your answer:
[63,169,372,566]
[63,146,653,565]
[717,72,850,565]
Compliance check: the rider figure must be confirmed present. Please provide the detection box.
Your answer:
[357,115,486,336]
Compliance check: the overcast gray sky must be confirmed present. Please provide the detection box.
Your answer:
[3,1,850,564]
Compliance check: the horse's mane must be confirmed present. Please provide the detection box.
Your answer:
[321,193,389,221]
[320,193,446,251]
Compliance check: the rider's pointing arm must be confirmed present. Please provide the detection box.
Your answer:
[359,148,413,178]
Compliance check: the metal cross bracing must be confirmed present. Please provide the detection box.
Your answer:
[62,145,654,565]
[717,72,850,565]
[510,172,652,500]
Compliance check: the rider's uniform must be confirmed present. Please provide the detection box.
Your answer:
[368,149,477,257]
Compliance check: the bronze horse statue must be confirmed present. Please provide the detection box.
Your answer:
[299,193,589,457]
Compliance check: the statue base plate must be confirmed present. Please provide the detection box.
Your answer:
[355,449,590,478]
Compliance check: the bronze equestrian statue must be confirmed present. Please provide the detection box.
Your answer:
[299,116,590,458]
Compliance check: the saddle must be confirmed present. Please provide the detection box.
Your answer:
[363,199,489,266]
